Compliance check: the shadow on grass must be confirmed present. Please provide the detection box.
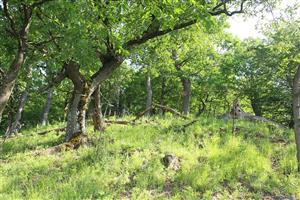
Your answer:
[0,133,64,158]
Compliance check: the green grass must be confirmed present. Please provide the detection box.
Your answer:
[0,117,299,199]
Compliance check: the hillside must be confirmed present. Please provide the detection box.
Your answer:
[0,117,299,200]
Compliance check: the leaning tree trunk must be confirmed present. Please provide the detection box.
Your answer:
[0,50,25,124]
[181,77,191,116]
[91,85,105,132]
[292,65,300,172]
[5,90,29,137]
[145,75,153,116]
[40,88,54,126]
[5,64,32,136]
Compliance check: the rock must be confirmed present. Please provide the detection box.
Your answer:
[161,154,181,171]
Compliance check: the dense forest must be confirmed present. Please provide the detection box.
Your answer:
[1,0,300,199]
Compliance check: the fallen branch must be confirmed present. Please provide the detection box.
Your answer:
[105,120,134,125]
[167,119,199,133]
[181,119,199,129]
[153,103,190,120]
[37,127,66,135]
[132,106,153,122]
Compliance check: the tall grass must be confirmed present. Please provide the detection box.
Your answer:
[0,117,299,199]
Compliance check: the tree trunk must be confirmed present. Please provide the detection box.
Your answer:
[250,97,262,117]
[40,88,54,126]
[5,90,28,137]
[64,55,123,141]
[289,105,294,128]
[0,50,25,124]
[197,98,206,117]
[145,75,152,116]
[63,93,70,121]
[160,77,166,115]
[118,89,125,116]
[64,61,90,142]
[4,64,32,136]
[0,0,35,124]
[65,86,89,142]
[91,85,105,132]
[292,65,300,172]
[181,77,191,116]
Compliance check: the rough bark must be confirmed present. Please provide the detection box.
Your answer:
[65,86,90,142]
[181,77,191,116]
[64,61,90,142]
[0,50,25,124]
[91,85,105,132]
[145,75,152,116]
[40,88,54,126]
[292,65,300,172]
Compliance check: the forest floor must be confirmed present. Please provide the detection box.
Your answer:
[0,117,299,200]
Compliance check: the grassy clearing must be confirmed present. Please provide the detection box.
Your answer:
[0,117,299,199]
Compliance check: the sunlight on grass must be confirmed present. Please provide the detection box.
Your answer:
[0,117,299,199]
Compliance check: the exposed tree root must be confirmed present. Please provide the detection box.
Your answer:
[35,134,89,156]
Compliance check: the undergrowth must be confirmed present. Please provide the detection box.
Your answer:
[0,117,299,199]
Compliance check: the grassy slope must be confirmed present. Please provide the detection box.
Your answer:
[0,117,299,200]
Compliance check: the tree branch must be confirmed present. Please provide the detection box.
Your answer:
[31,0,54,8]
[125,19,197,48]
[209,0,246,16]
[91,55,124,91]
[125,1,247,48]
[41,67,66,92]
[35,10,62,50]
[29,35,62,49]
[2,0,18,37]
[64,61,86,90]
